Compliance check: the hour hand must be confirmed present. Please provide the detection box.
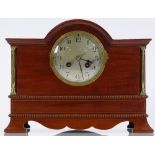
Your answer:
[80,58,93,64]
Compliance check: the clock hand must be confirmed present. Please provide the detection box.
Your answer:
[79,57,95,68]
[67,52,87,65]
[80,58,93,64]
[71,51,88,63]
[78,60,84,80]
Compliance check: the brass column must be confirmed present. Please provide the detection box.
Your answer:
[10,46,16,95]
[140,46,146,95]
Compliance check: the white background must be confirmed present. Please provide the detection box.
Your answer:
[0,18,155,135]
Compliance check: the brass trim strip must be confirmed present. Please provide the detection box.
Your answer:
[10,46,16,95]
[9,95,147,100]
[9,113,148,119]
[140,47,146,95]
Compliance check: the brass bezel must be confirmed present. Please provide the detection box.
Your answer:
[50,31,108,86]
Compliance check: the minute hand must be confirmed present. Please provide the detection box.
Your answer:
[78,61,84,80]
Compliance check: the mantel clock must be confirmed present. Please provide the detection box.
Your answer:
[5,19,153,133]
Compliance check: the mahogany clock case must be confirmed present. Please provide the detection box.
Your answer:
[4,19,154,133]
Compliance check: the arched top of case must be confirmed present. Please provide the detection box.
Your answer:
[44,19,113,47]
[6,19,151,47]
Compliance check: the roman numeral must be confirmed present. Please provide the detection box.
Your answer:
[58,56,62,60]
[75,34,81,43]
[66,72,70,77]
[59,46,65,51]
[67,40,71,44]
[60,65,62,69]
[87,39,90,45]
[95,56,99,61]
[92,46,98,52]
[59,64,64,69]
[92,66,96,70]
[75,74,80,80]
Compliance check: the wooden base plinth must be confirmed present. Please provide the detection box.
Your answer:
[4,113,153,133]
[130,118,153,133]
[4,118,27,133]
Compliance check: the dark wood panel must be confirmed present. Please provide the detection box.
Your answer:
[16,46,141,95]
[12,99,145,113]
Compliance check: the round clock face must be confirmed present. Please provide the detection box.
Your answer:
[50,31,108,86]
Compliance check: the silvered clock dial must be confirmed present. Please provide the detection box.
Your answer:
[50,31,108,86]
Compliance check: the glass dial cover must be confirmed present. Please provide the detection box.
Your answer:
[50,31,108,86]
